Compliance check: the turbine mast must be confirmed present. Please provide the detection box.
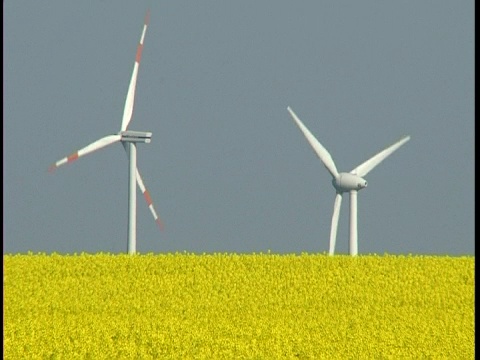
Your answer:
[127,142,137,254]
[349,190,358,256]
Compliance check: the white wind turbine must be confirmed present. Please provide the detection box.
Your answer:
[287,106,410,256]
[49,10,163,254]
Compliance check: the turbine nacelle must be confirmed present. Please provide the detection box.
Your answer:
[332,173,367,193]
[119,130,152,143]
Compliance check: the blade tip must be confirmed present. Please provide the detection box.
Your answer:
[156,219,164,231]
[48,165,57,173]
[145,9,150,25]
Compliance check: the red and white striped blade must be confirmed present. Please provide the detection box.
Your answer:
[136,167,164,230]
[120,10,150,132]
[122,142,164,229]
[48,134,121,172]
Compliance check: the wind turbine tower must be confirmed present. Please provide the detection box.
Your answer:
[288,106,410,256]
[49,11,163,254]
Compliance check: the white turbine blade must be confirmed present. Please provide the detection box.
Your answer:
[48,134,121,172]
[287,106,339,179]
[120,10,150,132]
[122,143,164,230]
[350,135,410,177]
[329,192,342,256]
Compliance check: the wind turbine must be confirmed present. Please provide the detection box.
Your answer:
[287,106,410,256]
[48,10,163,254]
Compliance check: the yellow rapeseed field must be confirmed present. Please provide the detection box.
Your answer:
[3,253,474,359]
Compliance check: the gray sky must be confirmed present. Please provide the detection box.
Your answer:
[4,1,474,255]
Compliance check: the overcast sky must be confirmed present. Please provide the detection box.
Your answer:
[4,1,474,255]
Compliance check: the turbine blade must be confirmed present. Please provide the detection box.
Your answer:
[136,167,164,230]
[287,106,339,179]
[122,143,164,230]
[48,134,121,172]
[329,193,342,256]
[120,10,150,132]
[350,135,410,177]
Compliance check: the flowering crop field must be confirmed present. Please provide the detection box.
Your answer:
[4,253,474,359]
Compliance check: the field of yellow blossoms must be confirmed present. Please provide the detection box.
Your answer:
[4,253,474,359]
